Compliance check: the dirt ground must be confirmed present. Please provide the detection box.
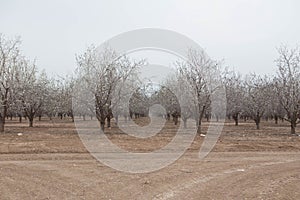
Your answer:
[0,117,300,199]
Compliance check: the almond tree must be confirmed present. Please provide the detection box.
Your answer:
[0,34,20,132]
[274,45,300,135]
[244,74,270,129]
[224,70,245,126]
[112,71,140,124]
[155,83,180,125]
[161,74,195,127]
[76,45,144,131]
[9,76,25,123]
[266,80,285,124]
[177,48,221,134]
[43,78,60,120]
[54,77,76,121]
[15,64,49,127]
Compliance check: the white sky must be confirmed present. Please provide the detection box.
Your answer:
[1,0,299,76]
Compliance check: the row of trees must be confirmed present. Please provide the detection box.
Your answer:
[1,33,300,135]
[0,34,74,132]
[224,46,300,134]
[74,43,300,135]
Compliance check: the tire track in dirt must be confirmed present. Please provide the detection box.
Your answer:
[153,159,299,200]
[1,152,300,199]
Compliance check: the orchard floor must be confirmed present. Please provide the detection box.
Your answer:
[0,117,300,199]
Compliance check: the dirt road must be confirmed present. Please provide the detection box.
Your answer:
[0,152,299,199]
[0,119,299,199]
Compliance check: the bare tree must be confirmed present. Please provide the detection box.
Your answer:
[15,63,49,127]
[155,82,180,125]
[177,48,221,134]
[112,76,138,124]
[0,34,21,132]
[244,74,270,129]
[161,74,195,127]
[224,69,245,125]
[265,80,285,124]
[42,78,60,120]
[55,77,75,121]
[129,84,150,119]
[76,45,144,131]
[274,45,300,134]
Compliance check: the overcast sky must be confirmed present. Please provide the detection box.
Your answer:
[1,0,299,76]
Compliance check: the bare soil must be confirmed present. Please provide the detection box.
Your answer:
[0,117,300,199]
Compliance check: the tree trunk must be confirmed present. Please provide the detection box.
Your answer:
[197,106,206,134]
[174,116,178,125]
[0,103,7,133]
[234,118,238,126]
[0,117,4,133]
[97,110,106,132]
[19,115,22,123]
[71,114,74,122]
[233,113,239,126]
[129,111,133,119]
[115,115,119,125]
[38,115,41,121]
[183,118,187,128]
[196,114,202,134]
[197,120,201,134]
[29,118,33,127]
[107,116,111,128]
[291,120,297,135]
[254,114,260,130]
[274,116,278,124]
[100,121,105,132]
[206,114,210,122]
[255,121,260,129]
